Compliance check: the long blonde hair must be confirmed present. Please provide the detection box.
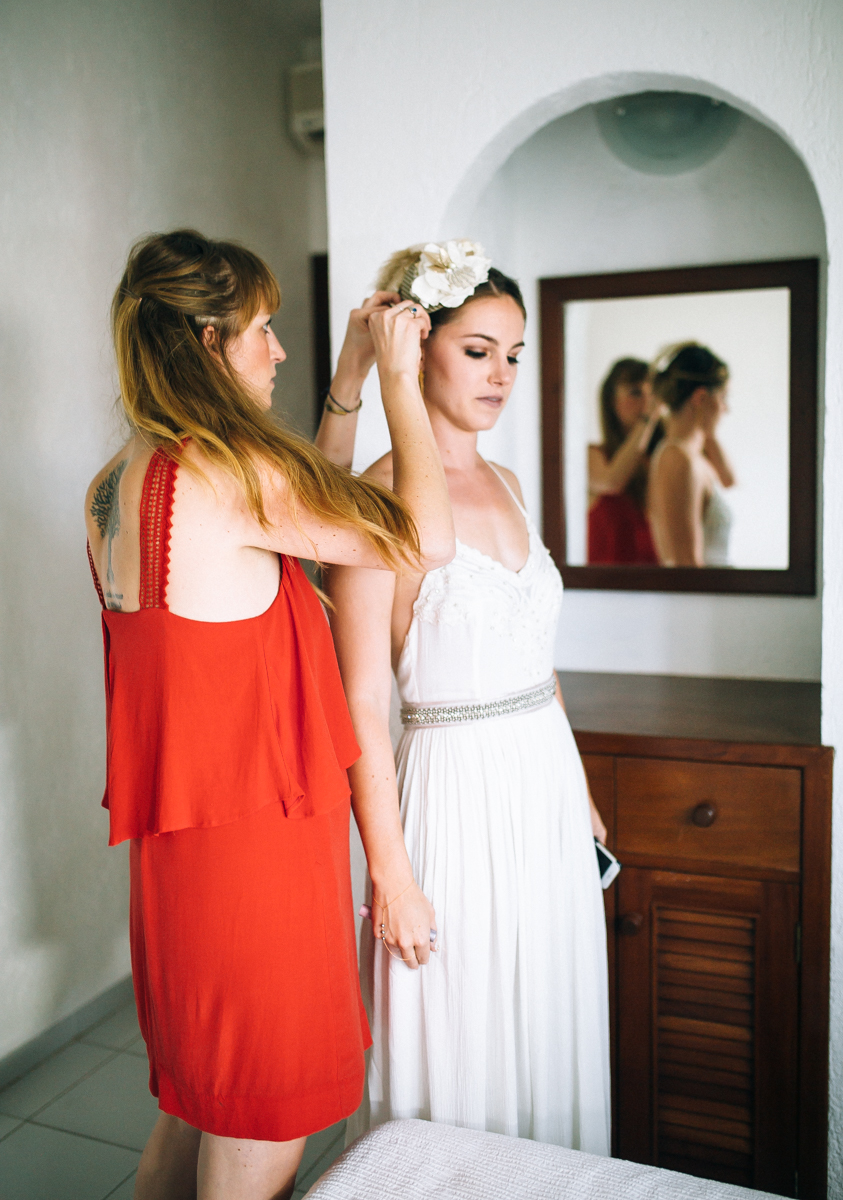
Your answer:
[112,230,418,567]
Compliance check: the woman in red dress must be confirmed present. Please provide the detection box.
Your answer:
[587,358,663,565]
[84,231,453,1200]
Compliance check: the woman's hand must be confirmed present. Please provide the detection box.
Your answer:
[369,300,432,382]
[315,291,403,468]
[334,290,401,382]
[372,880,437,970]
[589,793,607,844]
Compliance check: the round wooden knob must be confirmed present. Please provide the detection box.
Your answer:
[619,912,644,936]
[692,802,718,828]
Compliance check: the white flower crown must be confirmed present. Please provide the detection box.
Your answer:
[399,240,492,311]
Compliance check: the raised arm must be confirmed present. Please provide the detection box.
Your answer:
[703,434,736,489]
[588,405,665,498]
[314,290,400,469]
[368,302,454,569]
[251,301,454,571]
[327,563,437,969]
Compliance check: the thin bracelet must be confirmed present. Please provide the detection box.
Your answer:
[379,882,417,965]
[324,388,362,415]
[380,881,413,909]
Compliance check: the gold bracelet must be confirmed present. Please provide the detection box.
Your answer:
[324,388,362,415]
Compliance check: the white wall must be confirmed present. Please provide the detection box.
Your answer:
[0,0,322,1062]
[321,0,843,1184]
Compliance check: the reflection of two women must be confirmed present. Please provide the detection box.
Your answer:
[587,358,663,564]
[587,343,735,567]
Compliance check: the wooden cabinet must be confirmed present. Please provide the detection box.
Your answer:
[615,869,798,1192]
[564,673,832,1199]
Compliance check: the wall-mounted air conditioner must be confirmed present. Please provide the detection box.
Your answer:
[288,61,324,155]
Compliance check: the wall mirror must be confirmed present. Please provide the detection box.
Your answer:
[540,259,818,594]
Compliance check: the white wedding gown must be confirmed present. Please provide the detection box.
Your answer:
[349,472,611,1153]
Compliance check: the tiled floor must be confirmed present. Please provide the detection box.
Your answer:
[0,999,346,1199]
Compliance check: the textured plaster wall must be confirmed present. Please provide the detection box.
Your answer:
[0,0,321,1061]
[321,0,843,1184]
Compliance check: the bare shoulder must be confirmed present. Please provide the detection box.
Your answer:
[362,451,394,489]
[489,462,525,504]
[653,443,698,500]
[655,442,693,478]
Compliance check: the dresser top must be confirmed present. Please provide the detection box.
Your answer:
[557,671,822,746]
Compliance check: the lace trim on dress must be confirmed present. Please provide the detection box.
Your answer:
[139,447,178,610]
[87,539,106,609]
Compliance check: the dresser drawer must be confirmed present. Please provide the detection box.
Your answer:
[615,757,801,875]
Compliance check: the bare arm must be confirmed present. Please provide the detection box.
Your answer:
[651,447,703,566]
[703,434,736,488]
[314,291,399,469]
[255,302,454,570]
[368,303,454,570]
[588,407,664,498]
[328,563,436,969]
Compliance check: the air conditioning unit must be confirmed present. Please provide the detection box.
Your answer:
[288,61,324,155]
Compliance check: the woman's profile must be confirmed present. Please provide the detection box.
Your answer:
[84,230,453,1200]
[587,357,663,564]
[326,241,611,1152]
[647,342,735,567]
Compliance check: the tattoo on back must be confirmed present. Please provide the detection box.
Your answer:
[90,460,128,605]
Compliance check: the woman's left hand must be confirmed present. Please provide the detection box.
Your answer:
[589,793,607,844]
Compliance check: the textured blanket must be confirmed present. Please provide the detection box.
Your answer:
[304,1120,781,1199]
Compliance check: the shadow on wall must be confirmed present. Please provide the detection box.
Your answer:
[0,316,129,1054]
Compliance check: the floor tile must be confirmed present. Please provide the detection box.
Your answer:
[296,1121,346,1191]
[0,1042,114,1119]
[102,1171,137,1198]
[34,1052,158,1152]
[0,1113,23,1140]
[0,1121,139,1200]
[81,1001,142,1051]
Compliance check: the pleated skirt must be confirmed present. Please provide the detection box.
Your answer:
[351,702,611,1153]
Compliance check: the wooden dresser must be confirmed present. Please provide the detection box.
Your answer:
[559,672,832,1200]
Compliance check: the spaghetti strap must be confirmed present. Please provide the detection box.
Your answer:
[488,461,528,517]
[139,447,179,610]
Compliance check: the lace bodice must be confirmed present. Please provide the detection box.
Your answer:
[396,497,563,706]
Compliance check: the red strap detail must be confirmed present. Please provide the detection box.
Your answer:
[87,539,106,609]
[139,448,179,609]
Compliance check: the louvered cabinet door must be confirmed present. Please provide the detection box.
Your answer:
[615,868,799,1195]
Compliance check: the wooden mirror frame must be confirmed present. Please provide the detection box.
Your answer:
[540,258,819,595]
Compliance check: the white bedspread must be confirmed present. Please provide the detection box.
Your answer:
[304,1119,781,1200]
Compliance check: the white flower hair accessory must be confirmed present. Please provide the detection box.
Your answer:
[401,240,492,311]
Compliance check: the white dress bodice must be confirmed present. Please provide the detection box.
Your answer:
[396,512,563,707]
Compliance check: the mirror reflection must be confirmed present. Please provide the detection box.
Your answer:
[564,288,791,569]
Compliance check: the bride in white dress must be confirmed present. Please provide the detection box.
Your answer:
[325,242,611,1153]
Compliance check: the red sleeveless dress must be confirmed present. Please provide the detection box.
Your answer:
[88,448,369,1141]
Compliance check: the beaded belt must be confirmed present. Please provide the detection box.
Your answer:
[400,676,557,728]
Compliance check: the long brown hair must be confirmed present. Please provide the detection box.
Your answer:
[112,230,418,567]
[598,358,660,509]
